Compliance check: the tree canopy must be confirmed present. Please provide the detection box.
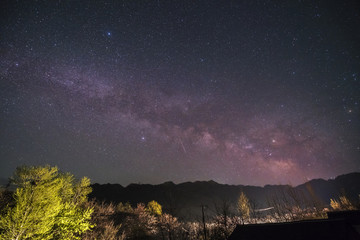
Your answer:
[0,165,93,240]
[147,200,162,217]
[237,191,250,224]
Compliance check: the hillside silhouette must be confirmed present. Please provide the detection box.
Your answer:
[90,172,360,220]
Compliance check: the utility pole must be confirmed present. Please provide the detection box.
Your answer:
[201,204,207,240]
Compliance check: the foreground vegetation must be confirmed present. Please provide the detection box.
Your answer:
[0,166,93,240]
[0,166,358,240]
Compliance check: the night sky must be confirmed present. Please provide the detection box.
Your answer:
[1,0,359,186]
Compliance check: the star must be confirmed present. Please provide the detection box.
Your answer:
[0,0,358,186]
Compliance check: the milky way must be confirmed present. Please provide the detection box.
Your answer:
[1,0,359,186]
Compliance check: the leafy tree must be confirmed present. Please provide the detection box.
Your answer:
[237,191,250,224]
[147,200,162,217]
[82,201,125,240]
[0,187,13,216]
[158,213,180,240]
[0,165,93,240]
[124,203,158,239]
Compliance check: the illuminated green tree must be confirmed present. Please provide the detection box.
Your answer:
[147,200,162,216]
[0,165,93,240]
[237,191,250,224]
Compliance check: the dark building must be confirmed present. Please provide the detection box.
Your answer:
[227,211,360,240]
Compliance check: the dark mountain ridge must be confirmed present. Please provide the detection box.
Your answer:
[90,173,360,220]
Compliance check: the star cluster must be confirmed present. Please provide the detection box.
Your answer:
[1,0,359,186]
